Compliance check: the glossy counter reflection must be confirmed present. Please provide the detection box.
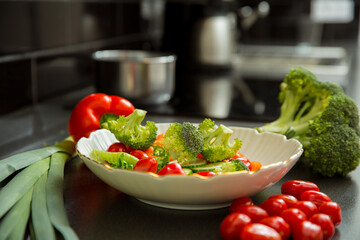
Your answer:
[64,156,360,240]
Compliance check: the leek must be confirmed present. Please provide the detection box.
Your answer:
[31,172,56,240]
[0,157,50,218]
[0,186,33,240]
[0,138,78,239]
[47,152,79,240]
[0,138,75,182]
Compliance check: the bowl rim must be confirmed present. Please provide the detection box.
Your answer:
[76,125,304,180]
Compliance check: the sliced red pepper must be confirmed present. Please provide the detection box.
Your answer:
[68,93,135,142]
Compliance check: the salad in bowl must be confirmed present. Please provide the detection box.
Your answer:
[76,109,303,210]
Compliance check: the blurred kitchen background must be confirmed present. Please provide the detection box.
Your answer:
[0,0,360,155]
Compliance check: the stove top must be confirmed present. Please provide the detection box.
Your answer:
[140,70,282,123]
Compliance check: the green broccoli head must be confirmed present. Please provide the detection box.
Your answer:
[199,119,242,162]
[101,109,157,150]
[256,67,360,177]
[220,159,250,173]
[304,122,360,177]
[162,122,204,164]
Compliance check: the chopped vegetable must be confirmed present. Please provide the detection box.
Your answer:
[68,93,135,142]
[101,109,158,150]
[151,145,170,171]
[162,122,204,164]
[256,67,360,177]
[191,159,249,173]
[199,118,242,162]
[91,148,139,169]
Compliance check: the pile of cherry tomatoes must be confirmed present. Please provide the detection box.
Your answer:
[220,180,341,240]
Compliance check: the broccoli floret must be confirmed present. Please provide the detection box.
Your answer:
[101,109,157,150]
[162,122,204,164]
[256,67,360,177]
[199,119,242,162]
[220,159,250,172]
[304,122,360,177]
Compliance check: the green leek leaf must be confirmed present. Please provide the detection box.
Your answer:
[47,152,79,240]
[0,157,50,219]
[0,186,33,240]
[31,172,56,240]
[0,138,75,182]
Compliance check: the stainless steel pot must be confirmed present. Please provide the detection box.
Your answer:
[93,50,176,106]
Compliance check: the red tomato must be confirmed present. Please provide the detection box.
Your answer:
[292,221,323,240]
[230,152,251,169]
[292,201,319,219]
[281,180,319,200]
[219,213,252,240]
[107,142,127,152]
[125,145,134,153]
[259,216,291,240]
[68,93,135,142]
[229,197,254,213]
[318,201,342,226]
[133,157,158,174]
[300,190,331,207]
[157,163,186,176]
[280,208,307,231]
[130,150,149,160]
[195,171,216,177]
[268,194,298,208]
[240,223,282,240]
[309,213,335,240]
[260,198,288,216]
[234,205,269,223]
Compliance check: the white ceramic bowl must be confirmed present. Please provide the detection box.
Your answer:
[76,124,303,210]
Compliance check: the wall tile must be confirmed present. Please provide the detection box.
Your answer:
[0,2,33,55]
[0,60,32,115]
[36,53,94,101]
[69,2,119,43]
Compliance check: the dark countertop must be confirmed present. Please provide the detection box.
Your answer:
[0,87,360,239]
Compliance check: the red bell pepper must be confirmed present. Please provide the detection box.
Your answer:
[68,93,135,142]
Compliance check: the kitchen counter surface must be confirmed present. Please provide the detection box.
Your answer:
[0,88,360,239]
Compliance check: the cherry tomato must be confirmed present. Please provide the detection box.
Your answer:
[260,198,288,216]
[133,157,158,174]
[195,171,216,177]
[268,194,298,208]
[229,197,254,213]
[157,163,186,176]
[107,142,127,152]
[130,150,149,160]
[234,205,269,223]
[281,180,319,200]
[292,221,323,240]
[125,145,134,153]
[292,201,319,219]
[309,213,335,240]
[240,223,282,240]
[219,212,252,240]
[280,208,307,231]
[300,190,331,207]
[318,201,342,226]
[259,216,291,240]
